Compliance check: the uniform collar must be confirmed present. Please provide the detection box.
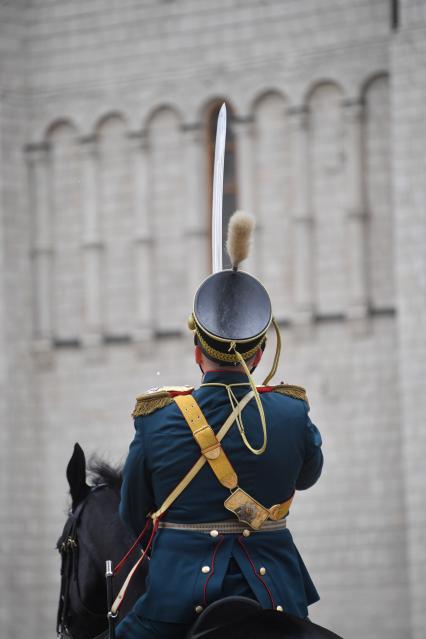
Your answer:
[201,370,251,385]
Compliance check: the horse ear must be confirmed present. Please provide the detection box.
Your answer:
[67,442,90,510]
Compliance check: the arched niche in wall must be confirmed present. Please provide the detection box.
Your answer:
[252,90,292,319]
[363,74,394,311]
[46,120,84,342]
[307,81,346,316]
[95,112,134,338]
[147,105,186,334]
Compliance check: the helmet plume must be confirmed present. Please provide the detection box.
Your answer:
[226,211,255,270]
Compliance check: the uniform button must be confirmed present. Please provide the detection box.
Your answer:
[210,529,219,537]
[259,567,266,576]
[276,605,284,612]
[195,605,203,614]
[242,529,251,537]
[201,565,210,574]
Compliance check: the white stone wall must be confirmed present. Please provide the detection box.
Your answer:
[0,103,9,639]
[364,75,394,310]
[0,5,43,637]
[48,122,84,341]
[96,114,135,338]
[254,91,293,319]
[392,6,426,638]
[1,1,425,639]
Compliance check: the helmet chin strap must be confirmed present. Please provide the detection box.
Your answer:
[196,316,281,388]
[231,347,267,455]
[197,322,281,457]
[262,318,282,386]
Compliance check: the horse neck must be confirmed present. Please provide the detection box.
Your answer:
[75,485,146,613]
[78,486,124,575]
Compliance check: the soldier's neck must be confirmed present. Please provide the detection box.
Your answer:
[201,366,246,375]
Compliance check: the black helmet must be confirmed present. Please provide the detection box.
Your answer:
[188,211,281,385]
[191,269,271,364]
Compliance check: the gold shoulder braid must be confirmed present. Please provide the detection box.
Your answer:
[272,384,309,407]
[132,386,194,418]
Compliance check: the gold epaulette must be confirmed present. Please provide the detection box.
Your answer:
[272,384,309,406]
[132,386,194,418]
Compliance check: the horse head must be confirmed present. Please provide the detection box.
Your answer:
[56,443,147,639]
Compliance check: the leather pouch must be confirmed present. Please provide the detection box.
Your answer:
[224,488,270,530]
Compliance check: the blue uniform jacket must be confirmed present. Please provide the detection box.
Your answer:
[119,370,323,624]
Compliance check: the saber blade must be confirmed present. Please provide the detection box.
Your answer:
[212,103,227,273]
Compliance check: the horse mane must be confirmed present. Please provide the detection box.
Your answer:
[87,456,123,492]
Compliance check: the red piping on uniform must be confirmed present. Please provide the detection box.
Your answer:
[203,534,225,606]
[114,515,158,576]
[237,537,276,609]
[114,516,161,613]
[168,389,193,397]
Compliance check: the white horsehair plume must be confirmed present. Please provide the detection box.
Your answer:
[226,211,255,270]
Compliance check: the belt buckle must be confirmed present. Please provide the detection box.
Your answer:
[224,488,269,530]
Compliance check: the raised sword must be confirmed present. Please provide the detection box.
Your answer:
[211,103,227,273]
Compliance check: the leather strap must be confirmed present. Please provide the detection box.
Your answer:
[175,395,294,525]
[150,391,255,521]
[269,494,294,520]
[174,394,238,489]
[150,389,294,522]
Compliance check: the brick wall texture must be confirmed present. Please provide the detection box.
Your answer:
[0,2,425,638]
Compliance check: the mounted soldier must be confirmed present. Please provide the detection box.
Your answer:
[114,105,324,639]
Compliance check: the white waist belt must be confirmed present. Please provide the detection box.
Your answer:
[157,519,287,533]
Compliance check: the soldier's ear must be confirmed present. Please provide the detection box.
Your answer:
[253,348,263,367]
[194,345,203,365]
[66,443,90,511]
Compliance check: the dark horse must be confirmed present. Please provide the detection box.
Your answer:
[56,443,148,639]
[57,443,343,639]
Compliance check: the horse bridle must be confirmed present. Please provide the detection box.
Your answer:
[56,485,107,639]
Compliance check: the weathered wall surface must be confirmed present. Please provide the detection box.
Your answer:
[1,1,424,638]
[0,4,44,637]
[392,4,426,637]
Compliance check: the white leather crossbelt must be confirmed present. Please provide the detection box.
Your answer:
[158,519,287,533]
